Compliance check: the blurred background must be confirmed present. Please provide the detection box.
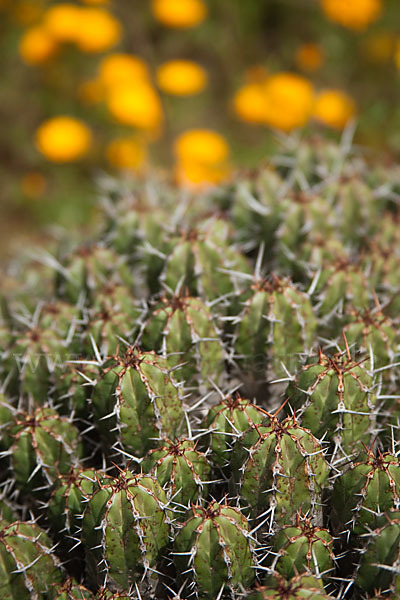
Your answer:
[1,0,400,259]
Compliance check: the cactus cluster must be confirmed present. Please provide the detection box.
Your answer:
[2,138,400,599]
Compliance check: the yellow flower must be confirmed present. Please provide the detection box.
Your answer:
[174,129,229,165]
[233,82,269,125]
[106,136,147,171]
[151,0,207,28]
[21,171,47,198]
[295,43,324,72]
[98,53,149,89]
[156,60,208,96]
[262,73,314,132]
[321,0,382,31]
[175,161,231,188]
[174,129,230,188]
[82,0,110,4]
[74,8,122,53]
[107,82,163,131]
[19,26,58,65]
[313,89,357,129]
[35,116,92,162]
[43,4,83,43]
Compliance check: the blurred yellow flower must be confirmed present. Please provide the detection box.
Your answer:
[313,89,357,129]
[74,8,122,53]
[106,137,147,171]
[174,129,229,165]
[82,0,110,4]
[175,161,231,188]
[233,82,269,125]
[98,53,149,89]
[321,0,382,30]
[21,171,47,198]
[19,26,58,65]
[152,0,207,28]
[107,82,163,131]
[77,79,104,105]
[43,4,82,43]
[156,60,208,96]
[262,73,314,132]
[174,129,230,188]
[295,43,324,72]
[35,116,92,162]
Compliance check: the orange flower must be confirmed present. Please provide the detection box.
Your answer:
[74,8,122,53]
[313,89,357,129]
[175,161,231,188]
[98,53,149,88]
[321,0,382,31]
[151,0,207,28]
[19,26,58,65]
[156,60,208,96]
[174,129,230,188]
[262,73,314,132]
[233,82,269,125]
[234,73,315,131]
[35,116,92,162]
[43,4,83,43]
[107,82,163,131]
[174,129,229,165]
[295,43,324,72]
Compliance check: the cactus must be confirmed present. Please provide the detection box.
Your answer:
[53,577,95,599]
[203,394,266,468]
[355,514,400,595]
[2,138,400,599]
[267,514,335,581]
[82,471,170,591]
[332,448,400,534]
[247,574,332,599]
[162,218,251,302]
[90,345,186,457]
[173,500,255,598]
[140,292,224,389]
[4,406,83,495]
[233,274,316,384]
[285,339,376,459]
[87,283,143,357]
[141,438,211,514]
[0,519,64,599]
[230,407,328,526]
